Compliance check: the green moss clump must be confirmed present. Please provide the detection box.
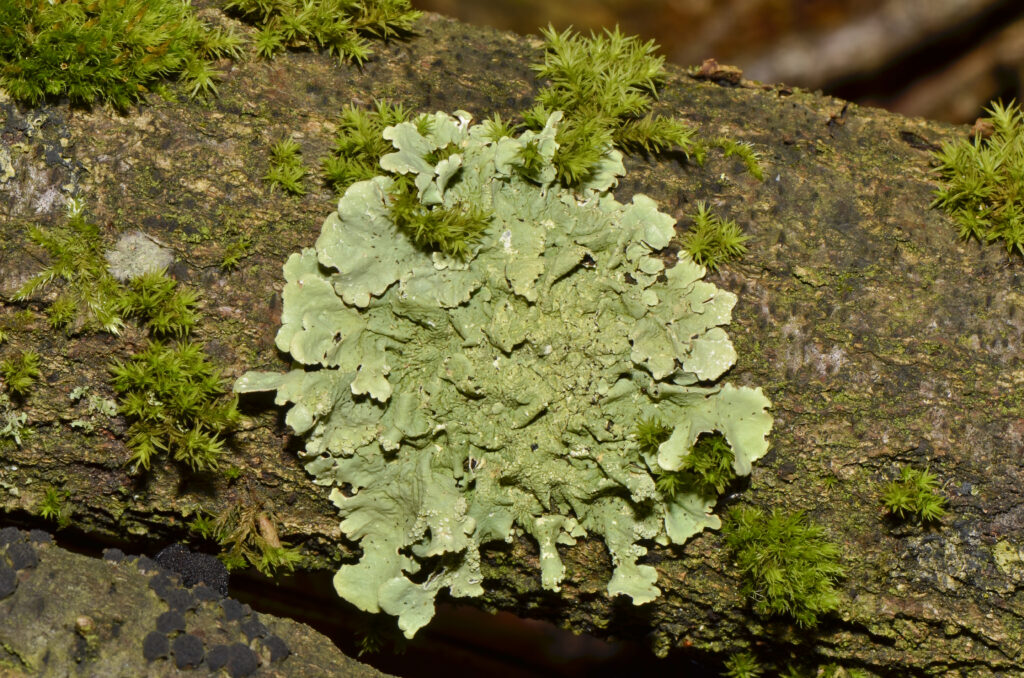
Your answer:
[681,201,750,272]
[672,431,736,495]
[882,465,947,523]
[219,234,254,271]
[14,202,125,334]
[0,0,242,108]
[15,199,238,474]
[642,421,738,499]
[264,137,310,195]
[932,99,1024,256]
[0,350,41,397]
[321,101,415,194]
[714,137,765,181]
[121,270,199,337]
[723,651,764,678]
[634,416,671,455]
[16,201,198,337]
[319,104,494,258]
[525,25,697,187]
[224,0,421,63]
[386,173,493,259]
[38,487,71,528]
[724,506,844,628]
[0,0,420,109]
[110,339,240,472]
[188,506,302,575]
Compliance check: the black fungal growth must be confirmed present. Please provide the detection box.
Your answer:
[240,617,269,641]
[154,543,229,596]
[263,634,291,663]
[0,560,16,599]
[0,529,40,601]
[155,610,187,635]
[142,631,170,662]
[6,541,38,570]
[221,598,248,622]
[171,633,205,669]
[225,642,260,677]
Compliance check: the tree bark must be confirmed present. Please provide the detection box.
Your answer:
[1,6,1021,676]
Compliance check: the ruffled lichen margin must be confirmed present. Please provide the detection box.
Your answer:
[234,111,772,637]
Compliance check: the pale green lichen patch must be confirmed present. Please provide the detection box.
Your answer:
[236,112,772,637]
[105,231,175,282]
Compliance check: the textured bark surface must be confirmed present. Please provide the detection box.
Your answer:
[0,529,391,676]
[1,6,1023,676]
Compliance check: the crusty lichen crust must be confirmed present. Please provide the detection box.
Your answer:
[236,111,772,637]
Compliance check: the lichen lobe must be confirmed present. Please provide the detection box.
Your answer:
[235,112,772,637]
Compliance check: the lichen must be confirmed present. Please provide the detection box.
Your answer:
[236,111,772,637]
[105,232,174,282]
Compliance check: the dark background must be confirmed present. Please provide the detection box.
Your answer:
[411,0,1024,124]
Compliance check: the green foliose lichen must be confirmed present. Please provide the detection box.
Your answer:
[236,111,772,637]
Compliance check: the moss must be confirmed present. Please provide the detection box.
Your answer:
[634,416,671,455]
[723,506,844,628]
[38,487,71,528]
[320,100,415,195]
[0,0,241,109]
[385,172,493,258]
[680,201,750,272]
[524,25,697,188]
[0,0,421,110]
[15,199,239,474]
[713,136,765,181]
[881,465,947,523]
[723,651,764,678]
[14,199,125,334]
[0,350,41,397]
[224,0,421,64]
[263,137,310,196]
[120,271,199,338]
[188,506,303,576]
[109,339,240,472]
[648,424,738,499]
[219,234,253,271]
[932,99,1024,256]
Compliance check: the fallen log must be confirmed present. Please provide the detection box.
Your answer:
[1,6,1021,676]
